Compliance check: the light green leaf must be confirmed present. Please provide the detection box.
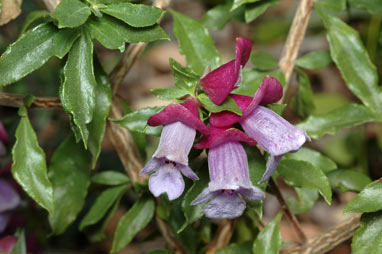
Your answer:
[11,107,54,215]
[312,92,350,115]
[111,197,155,253]
[267,103,286,115]
[344,180,382,213]
[232,0,260,10]
[320,0,346,12]
[216,241,252,254]
[245,0,280,23]
[151,88,190,101]
[348,0,382,15]
[253,213,282,254]
[250,50,278,71]
[352,212,382,254]
[171,10,220,75]
[292,68,315,119]
[0,23,57,87]
[198,93,242,115]
[232,68,266,96]
[91,171,130,185]
[296,50,332,70]
[287,188,319,214]
[316,3,382,114]
[328,169,371,192]
[20,10,49,34]
[169,58,199,94]
[110,106,165,136]
[278,159,332,204]
[52,0,91,28]
[201,0,244,30]
[49,135,91,235]
[297,104,379,139]
[79,184,127,231]
[11,229,26,254]
[101,2,164,27]
[60,30,96,146]
[53,28,80,59]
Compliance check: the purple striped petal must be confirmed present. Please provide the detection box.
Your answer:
[148,164,185,200]
[140,158,160,175]
[239,187,265,201]
[178,165,199,181]
[0,214,9,233]
[191,188,215,205]
[204,192,246,219]
[260,155,283,184]
[0,180,20,213]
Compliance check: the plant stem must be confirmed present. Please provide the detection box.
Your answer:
[0,93,61,109]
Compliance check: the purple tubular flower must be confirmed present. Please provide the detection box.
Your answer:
[192,128,264,219]
[140,99,207,200]
[200,37,252,105]
[0,180,20,233]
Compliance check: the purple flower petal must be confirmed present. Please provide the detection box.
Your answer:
[259,155,283,184]
[140,158,160,175]
[204,193,246,219]
[153,122,196,165]
[0,213,10,233]
[148,164,185,200]
[0,180,20,213]
[0,122,9,145]
[178,165,199,181]
[239,187,265,201]
[0,235,18,253]
[191,188,215,205]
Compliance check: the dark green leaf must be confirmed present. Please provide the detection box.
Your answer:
[101,2,164,27]
[348,0,382,15]
[232,0,260,10]
[151,88,190,100]
[148,250,174,254]
[250,50,278,71]
[320,0,346,12]
[11,107,54,215]
[352,212,382,254]
[245,0,280,23]
[169,58,199,94]
[80,184,127,230]
[110,106,164,136]
[53,28,80,59]
[201,0,244,30]
[232,68,265,96]
[278,159,332,204]
[216,241,252,254]
[267,103,286,115]
[297,104,379,139]
[91,171,130,185]
[171,10,220,75]
[52,0,91,28]
[344,180,382,213]
[49,135,91,235]
[287,188,319,214]
[198,93,242,115]
[0,23,57,87]
[11,229,26,254]
[20,10,49,34]
[292,68,315,119]
[60,30,96,146]
[285,147,337,173]
[316,3,382,114]
[328,169,371,192]
[111,197,155,253]
[253,213,282,254]
[296,50,332,70]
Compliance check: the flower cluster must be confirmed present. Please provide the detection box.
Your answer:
[140,37,309,219]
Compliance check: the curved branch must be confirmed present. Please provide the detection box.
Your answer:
[0,93,62,109]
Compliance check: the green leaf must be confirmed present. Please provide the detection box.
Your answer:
[253,213,282,254]
[20,10,49,34]
[60,29,97,146]
[232,0,260,10]
[312,92,350,115]
[171,10,220,75]
[250,50,278,71]
[232,68,266,96]
[53,28,80,59]
[148,250,174,254]
[11,229,26,254]
[151,88,190,101]
[201,0,244,30]
[101,2,164,27]
[110,106,165,136]
[216,241,252,254]
[292,68,315,119]
[111,197,155,253]
[49,135,91,235]
[11,107,54,215]
[87,60,112,167]
[328,169,371,192]
[52,0,91,28]
[278,159,332,204]
[297,104,379,139]
[0,23,57,87]
[348,0,382,15]
[287,188,319,214]
[91,171,130,185]
[169,58,199,94]
[80,184,127,231]
[316,3,382,114]
[296,50,332,70]
[352,212,382,254]
[86,15,169,52]
[320,0,346,12]
[267,103,286,115]
[344,180,382,213]
[285,147,337,174]
[245,0,280,23]
[198,93,242,115]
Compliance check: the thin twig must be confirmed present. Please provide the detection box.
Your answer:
[206,220,236,254]
[0,93,62,109]
[41,0,61,12]
[155,216,187,254]
[269,178,307,244]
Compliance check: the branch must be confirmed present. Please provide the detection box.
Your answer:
[41,0,61,12]
[206,220,236,254]
[0,93,62,109]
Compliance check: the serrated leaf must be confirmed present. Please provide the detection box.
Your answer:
[110,106,164,136]
[53,28,80,59]
[91,171,130,185]
[328,169,371,193]
[296,50,332,70]
[316,3,382,114]
[101,2,164,27]
[287,188,319,214]
[52,0,91,28]
[151,88,190,101]
[216,241,252,254]
[198,93,242,115]
[11,229,26,254]
[245,0,280,23]
[11,107,54,215]
[171,10,220,75]
[60,29,96,146]
[253,213,282,254]
[20,10,49,34]
[297,104,379,139]
[250,50,278,71]
[111,197,155,253]
[80,184,127,231]
[285,147,337,173]
[292,68,315,119]
[169,58,199,94]
[232,0,260,10]
[278,159,332,204]
[344,180,382,213]
[352,212,382,254]
[0,23,57,87]
[49,135,92,235]
[348,0,382,15]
